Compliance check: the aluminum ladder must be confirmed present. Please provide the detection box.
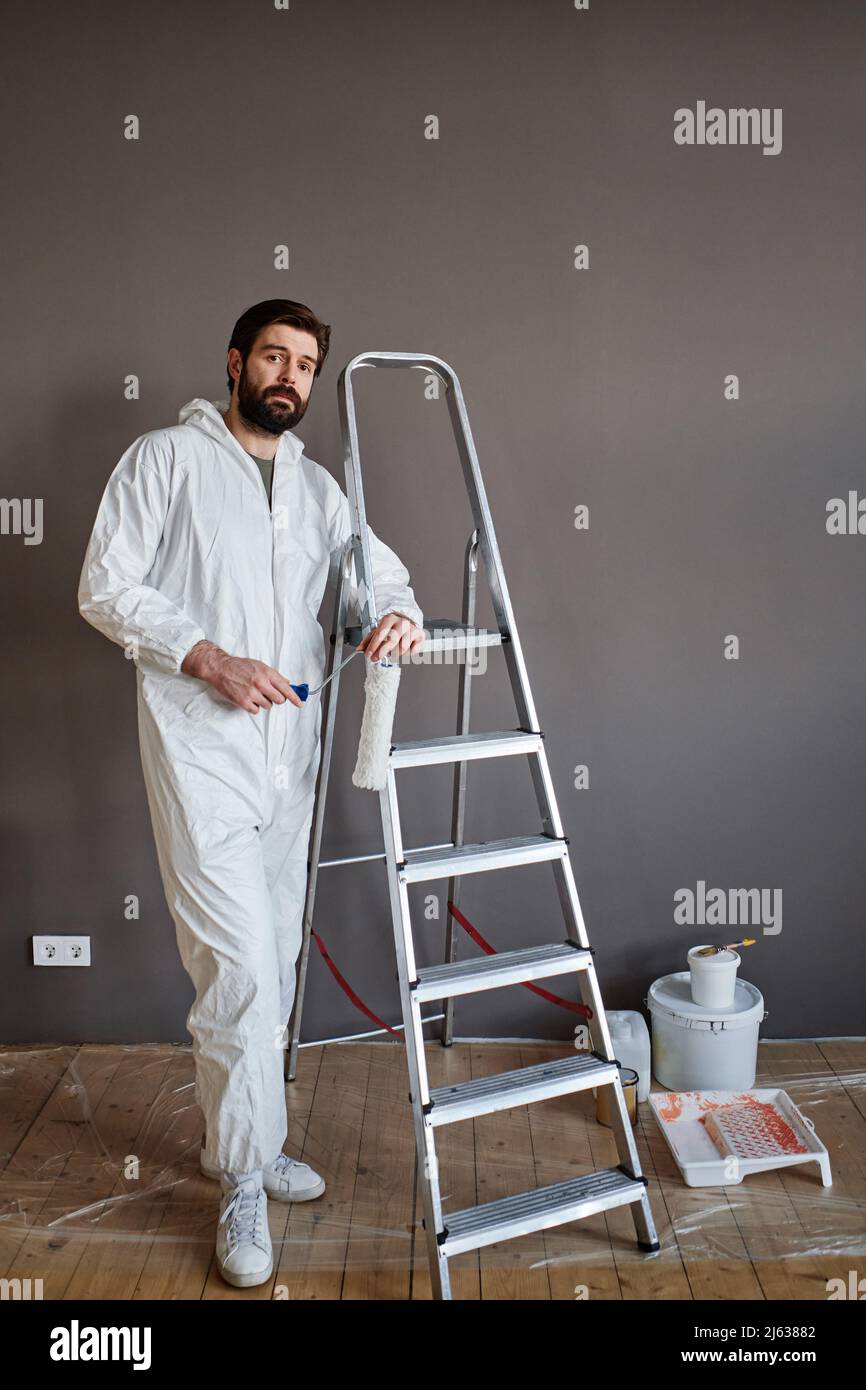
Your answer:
[285,351,660,1299]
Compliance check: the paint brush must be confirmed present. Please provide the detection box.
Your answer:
[693,938,757,958]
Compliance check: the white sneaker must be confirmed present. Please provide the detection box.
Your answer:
[263,1151,326,1203]
[202,1137,326,1203]
[215,1178,273,1289]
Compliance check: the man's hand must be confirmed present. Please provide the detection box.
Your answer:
[359,613,425,662]
[182,640,304,714]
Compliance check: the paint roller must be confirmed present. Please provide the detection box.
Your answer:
[290,645,400,793]
[351,655,400,791]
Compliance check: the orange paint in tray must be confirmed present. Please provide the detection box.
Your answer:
[700,1096,809,1158]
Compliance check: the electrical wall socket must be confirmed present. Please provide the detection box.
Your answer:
[33,936,91,967]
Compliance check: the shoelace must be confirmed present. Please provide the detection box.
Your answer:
[220,1183,266,1250]
[271,1154,299,1177]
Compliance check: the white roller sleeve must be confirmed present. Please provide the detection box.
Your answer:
[352,659,401,791]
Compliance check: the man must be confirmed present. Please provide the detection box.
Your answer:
[78,299,425,1288]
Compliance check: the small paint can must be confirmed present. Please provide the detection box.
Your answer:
[688,945,740,1008]
[596,1068,639,1128]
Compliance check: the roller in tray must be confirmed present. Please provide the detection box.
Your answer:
[649,1087,832,1187]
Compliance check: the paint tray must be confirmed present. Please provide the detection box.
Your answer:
[649,1088,832,1188]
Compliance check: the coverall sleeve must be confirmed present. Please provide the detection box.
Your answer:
[324,476,424,632]
[77,435,208,675]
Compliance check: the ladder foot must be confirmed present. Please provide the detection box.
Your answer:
[638,1239,661,1253]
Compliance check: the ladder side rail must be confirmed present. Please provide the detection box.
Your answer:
[441,379,568,844]
[442,531,480,1047]
[548,854,656,1217]
[440,372,540,733]
[337,364,379,633]
[433,360,661,1249]
[286,541,354,1082]
[379,770,451,1299]
[380,775,424,1090]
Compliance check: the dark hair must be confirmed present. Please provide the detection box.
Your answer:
[226,298,331,396]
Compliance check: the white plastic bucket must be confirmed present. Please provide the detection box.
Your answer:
[688,945,740,1008]
[646,973,766,1091]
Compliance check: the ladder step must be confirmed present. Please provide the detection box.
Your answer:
[390,730,542,769]
[345,619,503,653]
[399,834,567,883]
[420,619,504,653]
[427,1053,619,1126]
[413,941,591,1002]
[438,1167,648,1257]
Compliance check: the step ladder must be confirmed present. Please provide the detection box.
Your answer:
[285,351,660,1299]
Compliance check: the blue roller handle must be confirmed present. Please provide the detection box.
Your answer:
[289,645,384,704]
[289,646,366,703]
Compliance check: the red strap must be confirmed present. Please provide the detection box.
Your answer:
[311,929,404,1038]
[310,900,592,1040]
[447,900,592,1020]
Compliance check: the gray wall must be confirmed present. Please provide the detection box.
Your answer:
[2,0,864,1042]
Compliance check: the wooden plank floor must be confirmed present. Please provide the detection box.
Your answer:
[0,1039,863,1300]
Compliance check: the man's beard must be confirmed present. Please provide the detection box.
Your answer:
[236,366,308,434]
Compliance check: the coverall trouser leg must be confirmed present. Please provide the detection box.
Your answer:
[139,696,320,1178]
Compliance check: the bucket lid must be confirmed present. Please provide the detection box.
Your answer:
[687,946,740,966]
[646,972,764,1031]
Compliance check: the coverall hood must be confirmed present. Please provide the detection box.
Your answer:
[176,396,306,469]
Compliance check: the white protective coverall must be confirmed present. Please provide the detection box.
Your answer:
[78,398,423,1177]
